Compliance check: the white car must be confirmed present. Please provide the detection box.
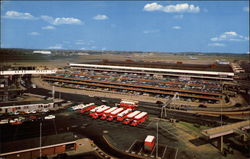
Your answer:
[14,111,19,115]
[9,118,19,123]
[45,115,55,120]
[30,110,36,114]
[41,109,49,113]
[25,110,31,114]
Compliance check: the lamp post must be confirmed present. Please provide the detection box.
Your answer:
[40,122,42,158]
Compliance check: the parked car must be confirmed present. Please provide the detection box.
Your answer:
[41,109,49,113]
[29,115,37,120]
[30,110,37,114]
[45,115,55,120]
[25,110,31,114]
[14,111,20,115]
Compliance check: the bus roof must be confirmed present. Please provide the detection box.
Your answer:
[111,108,124,115]
[134,112,147,120]
[127,111,141,118]
[104,107,118,113]
[117,109,132,117]
[145,135,155,142]
[96,106,110,113]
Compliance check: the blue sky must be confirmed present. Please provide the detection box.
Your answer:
[1,1,249,53]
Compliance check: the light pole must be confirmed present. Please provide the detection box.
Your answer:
[40,122,42,158]
[156,121,159,159]
[220,78,223,126]
[52,86,55,100]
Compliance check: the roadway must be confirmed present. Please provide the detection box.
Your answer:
[1,86,246,159]
[24,87,243,126]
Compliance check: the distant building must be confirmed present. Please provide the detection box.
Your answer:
[0,100,54,114]
[216,60,230,65]
[189,56,198,60]
[0,132,81,159]
[77,52,89,56]
[33,50,51,55]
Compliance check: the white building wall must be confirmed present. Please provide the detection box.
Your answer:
[0,103,54,113]
[0,70,57,75]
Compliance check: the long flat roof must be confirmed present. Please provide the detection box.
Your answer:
[0,132,75,154]
[0,70,57,75]
[202,120,250,139]
[70,63,234,76]
[0,100,53,107]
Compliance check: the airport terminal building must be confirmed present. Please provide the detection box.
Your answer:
[42,61,237,104]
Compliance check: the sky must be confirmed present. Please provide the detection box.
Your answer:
[1,1,249,53]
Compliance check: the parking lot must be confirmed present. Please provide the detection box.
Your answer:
[126,140,178,159]
[43,70,224,104]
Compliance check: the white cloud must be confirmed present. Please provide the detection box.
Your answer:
[243,7,249,12]
[75,40,86,45]
[41,15,54,23]
[29,32,40,36]
[144,3,163,11]
[49,44,62,49]
[75,40,95,46]
[211,32,249,42]
[173,14,184,19]
[41,15,82,25]
[53,17,81,25]
[172,26,181,30]
[144,3,200,13]
[208,43,225,47]
[4,10,35,20]
[93,14,109,20]
[42,25,55,30]
[143,29,160,34]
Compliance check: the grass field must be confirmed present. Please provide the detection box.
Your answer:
[1,49,248,67]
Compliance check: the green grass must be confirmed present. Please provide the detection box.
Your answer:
[178,121,210,133]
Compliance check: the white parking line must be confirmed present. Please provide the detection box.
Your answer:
[145,121,153,128]
[127,140,137,152]
[175,148,178,159]
[150,145,156,156]
[138,147,143,154]
[162,146,168,158]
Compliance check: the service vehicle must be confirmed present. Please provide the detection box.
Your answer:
[144,135,156,151]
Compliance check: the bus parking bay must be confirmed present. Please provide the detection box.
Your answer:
[126,139,178,159]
